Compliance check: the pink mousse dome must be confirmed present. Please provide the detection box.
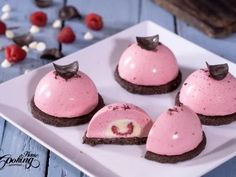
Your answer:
[118,43,179,86]
[146,105,203,156]
[179,69,236,116]
[34,71,99,118]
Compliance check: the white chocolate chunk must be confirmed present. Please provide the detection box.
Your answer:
[5,30,14,39]
[22,45,29,52]
[30,25,40,34]
[83,31,94,41]
[36,42,46,52]
[29,41,38,49]
[106,119,141,138]
[24,69,31,74]
[52,19,62,29]
[1,59,12,68]
[2,4,11,13]
[1,12,10,21]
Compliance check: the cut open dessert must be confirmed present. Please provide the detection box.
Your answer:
[145,104,206,163]
[83,103,153,146]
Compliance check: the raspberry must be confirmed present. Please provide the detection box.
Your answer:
[5,44,27,63]
[57,26,76,44]
[0,21,6,35]
[111,122,134,136]
[85,13,103,31]
[30,11,48,27]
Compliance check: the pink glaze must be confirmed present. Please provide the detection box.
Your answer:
[146,105,203,156]
[86,103,153,138]
[34,71,99,118]
[118,43,179,86]
[180,69,236,116]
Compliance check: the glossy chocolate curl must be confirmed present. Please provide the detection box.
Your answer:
[59,6,82,20]
[53,61,79,80]
[35,0,53,8]
[40,48,64,60]
[136,34,159,50]
[12,33,33,46]
[206,62,229,80]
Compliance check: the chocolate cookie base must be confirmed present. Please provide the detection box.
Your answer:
[145,132,206,163]
[114,65,182,95]
[30,94,105,127]
[83,135,147,146]
[176,92,236,126]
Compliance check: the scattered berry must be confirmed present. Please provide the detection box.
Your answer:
[5,44,27,63]
[57,26,76,44]
[30,11,48,27]
[85,13,103,31]
[0,20,6,34]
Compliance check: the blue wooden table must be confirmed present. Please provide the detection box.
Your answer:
[0,0,235,176]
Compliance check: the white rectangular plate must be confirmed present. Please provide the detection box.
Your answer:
[0,21,236,177]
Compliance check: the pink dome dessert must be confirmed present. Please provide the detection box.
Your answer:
[145,104,206,163]
[114,34,181,94]
[31,61,104,126]
[83,103,153,145]
[177,63,236,125]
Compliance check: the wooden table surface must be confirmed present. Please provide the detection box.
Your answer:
[0,0,235,176]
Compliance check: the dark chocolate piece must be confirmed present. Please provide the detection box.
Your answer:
[114,65,182,94]
[53,61,79,80]
[206,62,228,80]
[30,94,104,127]
[136,34,159,50]
[176,92,236,125]
[145,132,206,163]
[12,33,33,46]
[40,48,64,60]
[83,135,147,146]
[59,6,82,20]
[35,0,53,8]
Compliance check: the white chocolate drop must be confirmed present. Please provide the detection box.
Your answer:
[30,25,40,34]
[2,4,11,13]
[52,19,62,29]
[29,41,38,49]
[22,45,29,52]
[1,59,12,68]
[1,12,10,21]
[5,30,14,39]
[83,31,94,41]
[36,42,46,52]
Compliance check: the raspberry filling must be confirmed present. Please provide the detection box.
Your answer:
[111,122,134,136]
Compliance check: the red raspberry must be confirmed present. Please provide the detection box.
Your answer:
[30,11,48,27]
[5,44,27,63]
[85,13,103,31]
[57,26,76,44]
[0,21,6,35]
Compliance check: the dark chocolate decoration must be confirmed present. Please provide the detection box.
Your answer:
[12,33,33,46]
[35,0,53,8]
[136,34,159,50]
[206,62,229,80]
[40,48,64,60]
[59,6,82,20]
[53,61,79,80]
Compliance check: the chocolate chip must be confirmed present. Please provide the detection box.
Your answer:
[136,34,159,50]
[40,48,64,60]
[59,5,82,20]
[35,0,53,8]
[12,33,33,46]
[53,61,79,80]
[206,62,229,80]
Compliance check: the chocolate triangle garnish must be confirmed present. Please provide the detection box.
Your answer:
[35,0,53,8]
[40,48,64,60]
[136,34,159,50]
[59,6,82,20]
[12,33,33,46]
[53,61,79,80]
[206,62,229,80]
